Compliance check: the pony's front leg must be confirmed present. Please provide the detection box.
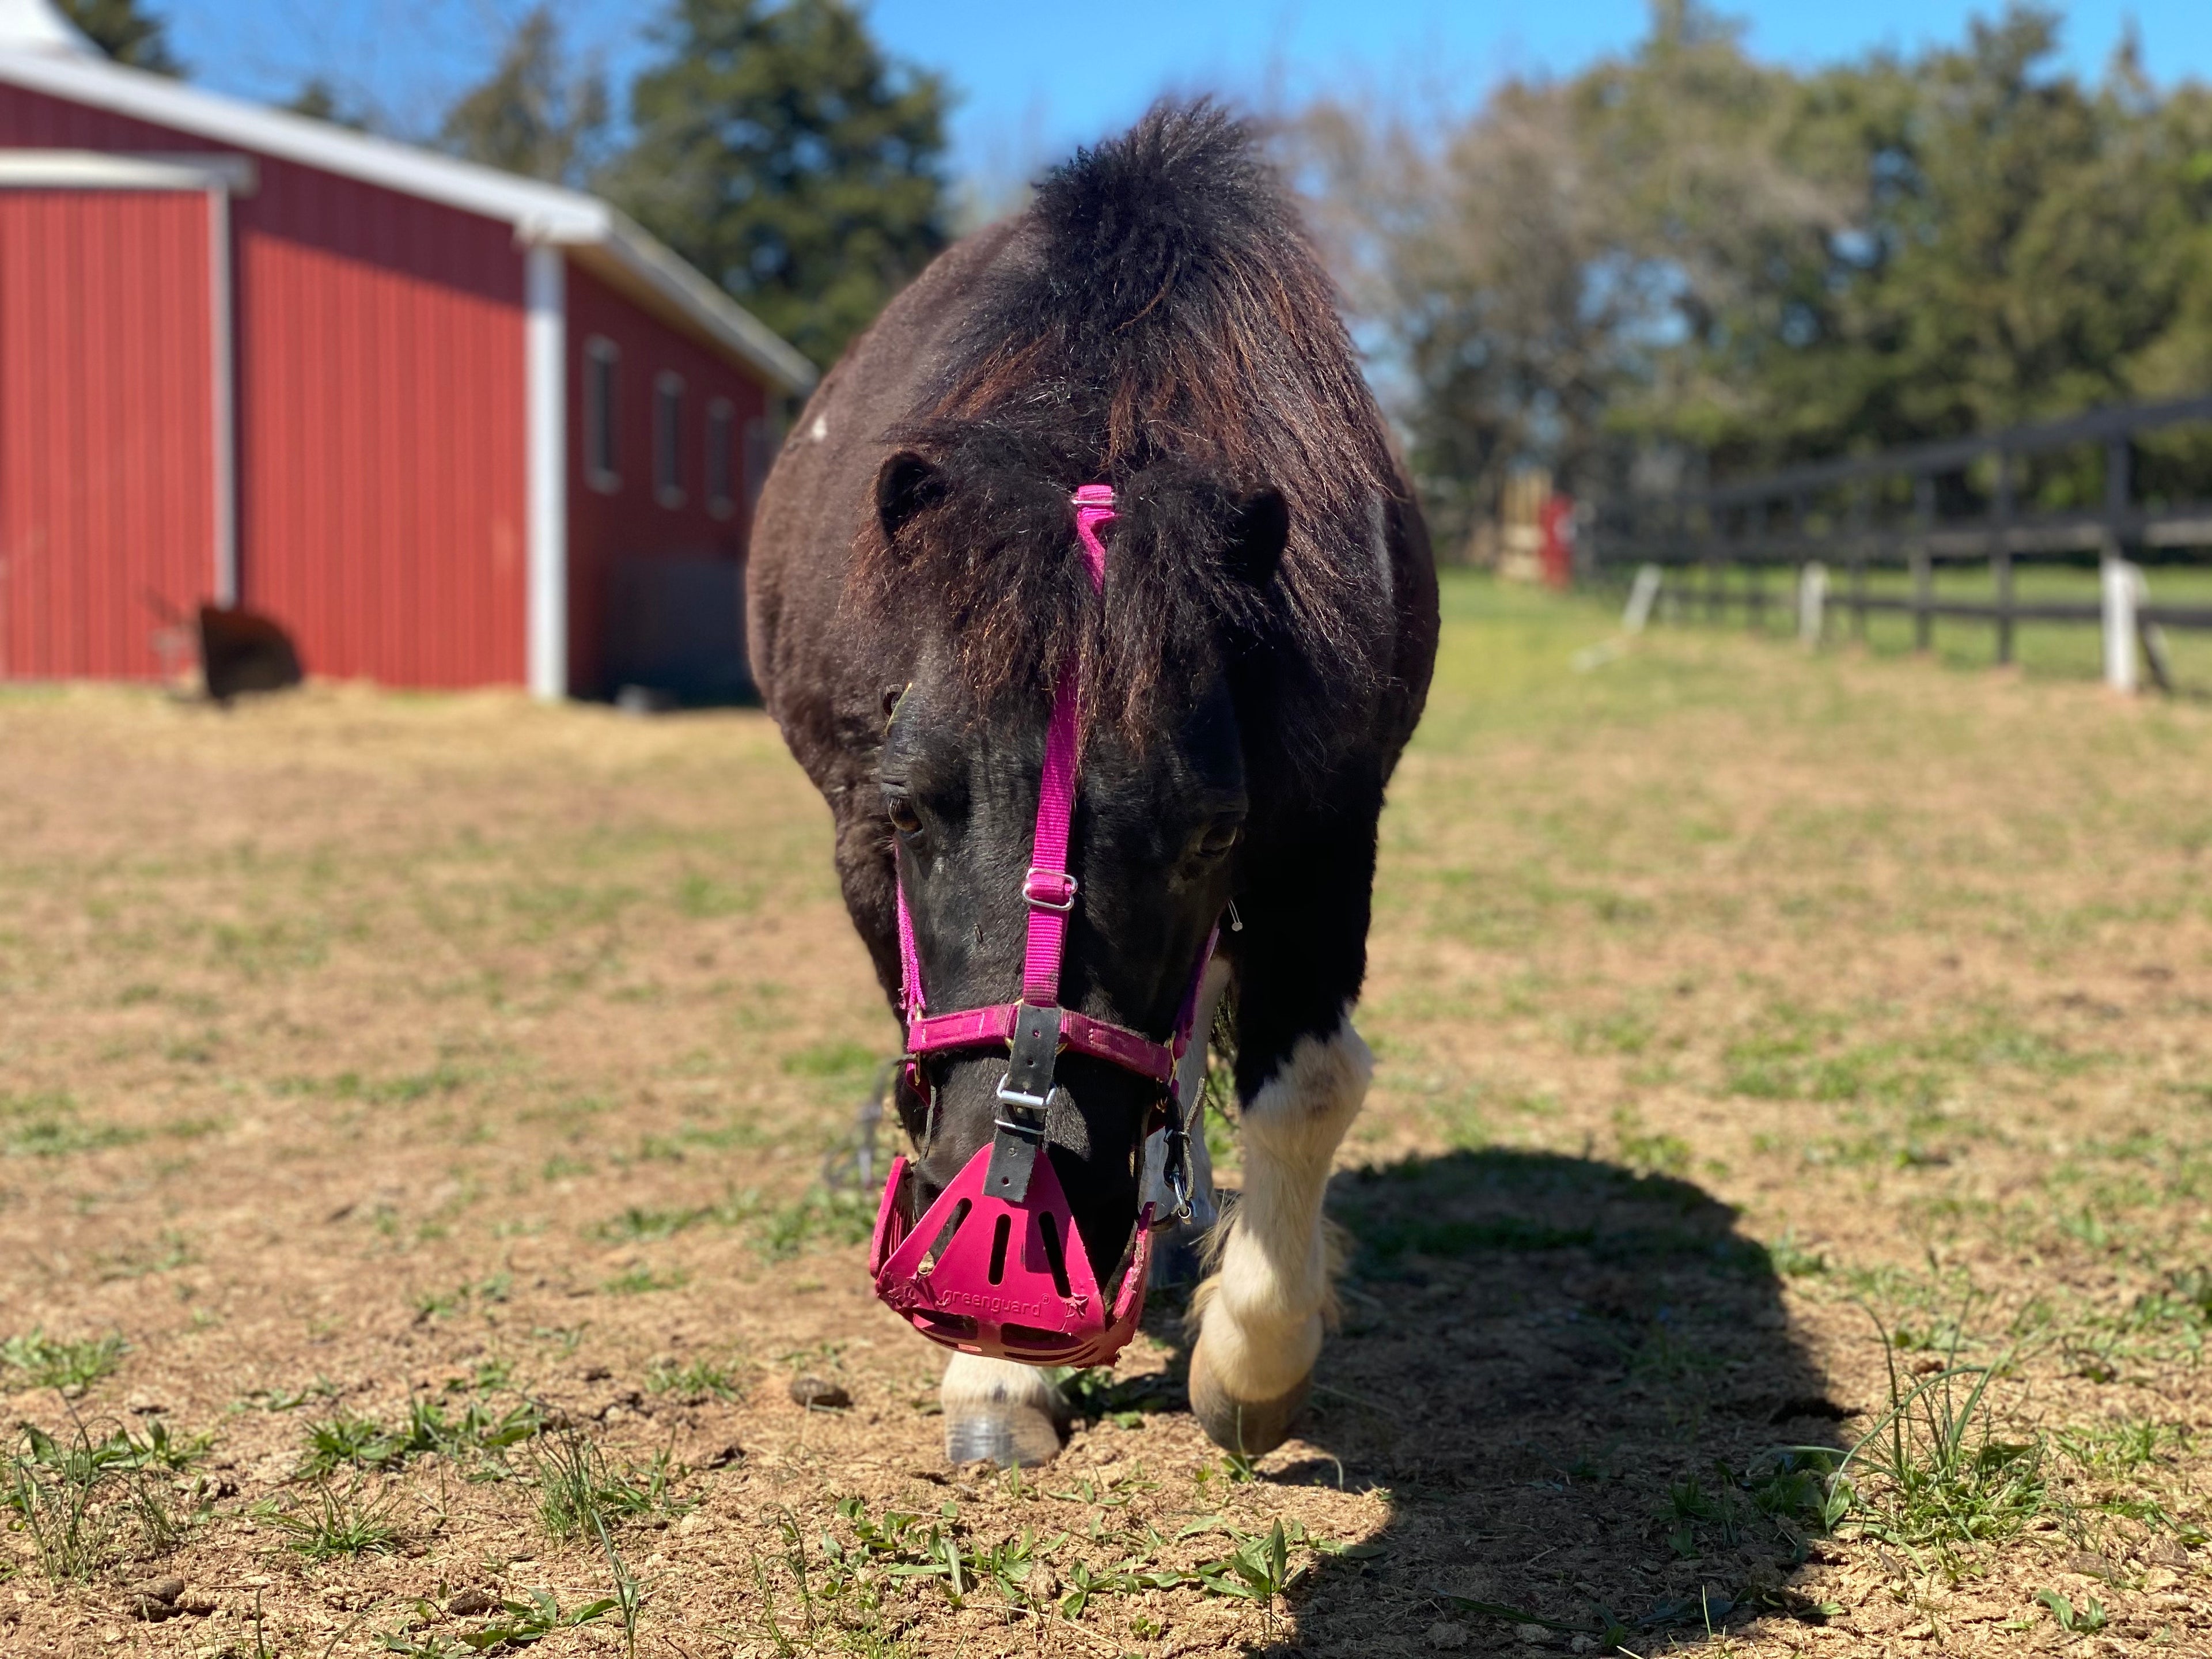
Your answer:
[941,1353,1066,1467]
[1187,1017,1370,1455]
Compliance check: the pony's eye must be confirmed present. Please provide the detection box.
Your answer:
[1194,821,1241,859]
[888,796,923,836]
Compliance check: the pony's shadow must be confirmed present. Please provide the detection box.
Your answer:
[1124,1147,1850,1654]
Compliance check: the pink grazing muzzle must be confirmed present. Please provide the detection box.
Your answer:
[868,483,1215,1367]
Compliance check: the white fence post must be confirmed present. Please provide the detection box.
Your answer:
[1622,563,1663,634]
[1798,562,1828,649]
[2102,554,2139,694]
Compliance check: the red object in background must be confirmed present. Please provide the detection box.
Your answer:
[0,185,213,679]
[1538,493,1575,590]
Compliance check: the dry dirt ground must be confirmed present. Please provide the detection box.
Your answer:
[4,577,2212,1658]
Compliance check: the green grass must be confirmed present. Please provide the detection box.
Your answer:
[266,1478,400,1559]
[527,1429,685,1540]
[298,1396,544,1476]
[1,1330,126,1390]
[3,1421,181,1581]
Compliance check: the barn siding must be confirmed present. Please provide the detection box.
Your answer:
[0,188,213,679]
[564,260,768,699]
[0,82,529,688]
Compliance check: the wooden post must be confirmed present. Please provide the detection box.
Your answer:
[1623,564,1664,633]
[1798,562,1828,648]
[1849,484,1869,643]
[2103,433,2135,692]
[1993,448,2015,667]
[1748,529,1766,633]
[2103,555,2138,693]
[1911,473,1934,653]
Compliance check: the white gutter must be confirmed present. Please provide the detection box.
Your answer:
[208,182,236,604]
[524,244,567,700]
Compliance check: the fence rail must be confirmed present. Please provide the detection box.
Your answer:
[1596,392,2212,692]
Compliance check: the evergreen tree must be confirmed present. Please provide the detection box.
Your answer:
[438,7,609,188]
[58,0,180,75]
[604,0,951,369]
[287,78,375,133]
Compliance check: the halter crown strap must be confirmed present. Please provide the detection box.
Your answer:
[1019,486,1112,1006]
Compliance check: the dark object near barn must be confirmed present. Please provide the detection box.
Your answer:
[199,604,302,702]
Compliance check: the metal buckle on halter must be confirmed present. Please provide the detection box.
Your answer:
[1021,867,1078,912]
[986,1003,1062,1202]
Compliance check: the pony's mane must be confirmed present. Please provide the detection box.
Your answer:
[853,101,1402,749]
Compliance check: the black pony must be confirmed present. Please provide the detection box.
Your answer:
[748,102,1437,1464]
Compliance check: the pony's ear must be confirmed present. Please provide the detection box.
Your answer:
[1226,487,1289,588]
[875,452,947,544]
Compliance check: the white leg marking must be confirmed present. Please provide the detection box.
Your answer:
[940,1352,1062,1419]
[939,1351,1065,1466]
[1192,1017,1369,1404]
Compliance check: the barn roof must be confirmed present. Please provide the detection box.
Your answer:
[0,26,817,394]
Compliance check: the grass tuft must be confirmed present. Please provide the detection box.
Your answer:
[1,1330,127,1391]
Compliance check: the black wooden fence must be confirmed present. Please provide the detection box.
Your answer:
[1592,394,2212,689]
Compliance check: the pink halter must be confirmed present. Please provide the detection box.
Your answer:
[868,484,1215,1366]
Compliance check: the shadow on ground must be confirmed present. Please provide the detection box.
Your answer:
[1126,1148,1850,1656]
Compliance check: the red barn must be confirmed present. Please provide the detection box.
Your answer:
[0,1,815,699]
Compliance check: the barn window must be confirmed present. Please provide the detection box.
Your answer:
[584,337,620,493]
[654,373,687,507]
[706,397,736,521]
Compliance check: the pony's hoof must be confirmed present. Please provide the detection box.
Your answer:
[945,1406,1062,1468]
[1187,1339,1310,1457]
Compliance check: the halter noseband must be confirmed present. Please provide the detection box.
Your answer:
[867,483,1216,1368]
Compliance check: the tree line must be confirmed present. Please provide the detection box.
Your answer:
[1302,1,2212,543]
[61,0,951,374]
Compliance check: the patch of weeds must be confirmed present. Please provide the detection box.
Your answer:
[753,1187,873,1261]
[781,1039,878,1080]
[2035,1587,2109,1634]
[647,1355,744,1403]
[1765,1232,1830,1277]
[243,1377,343,1412]
[600,1265,688,1296]
[590,1190,762,1244]
[1828,1308,2046,1574]
[1613,1108,1693,1179]
[266,1478,400,1559]
[2054,1416,2185,1474]
[1,1330,127,1391]
[676,872,759,919]
[3,1419,181,1581]
[1048,1368,1168,1430]
[300,1396,545,1476]
[96,1229,197,1282]
[594,1205,706,1243]
[412,1272,511,1320]
[0,1090,148,1158]
[381,1586,623,1656]
[528,1429,686,1539]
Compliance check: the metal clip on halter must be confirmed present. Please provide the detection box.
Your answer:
[987,1003,1061,1203]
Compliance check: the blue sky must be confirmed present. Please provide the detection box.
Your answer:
[162,1,2212,188]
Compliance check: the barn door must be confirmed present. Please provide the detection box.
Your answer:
[0,181,223,680]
